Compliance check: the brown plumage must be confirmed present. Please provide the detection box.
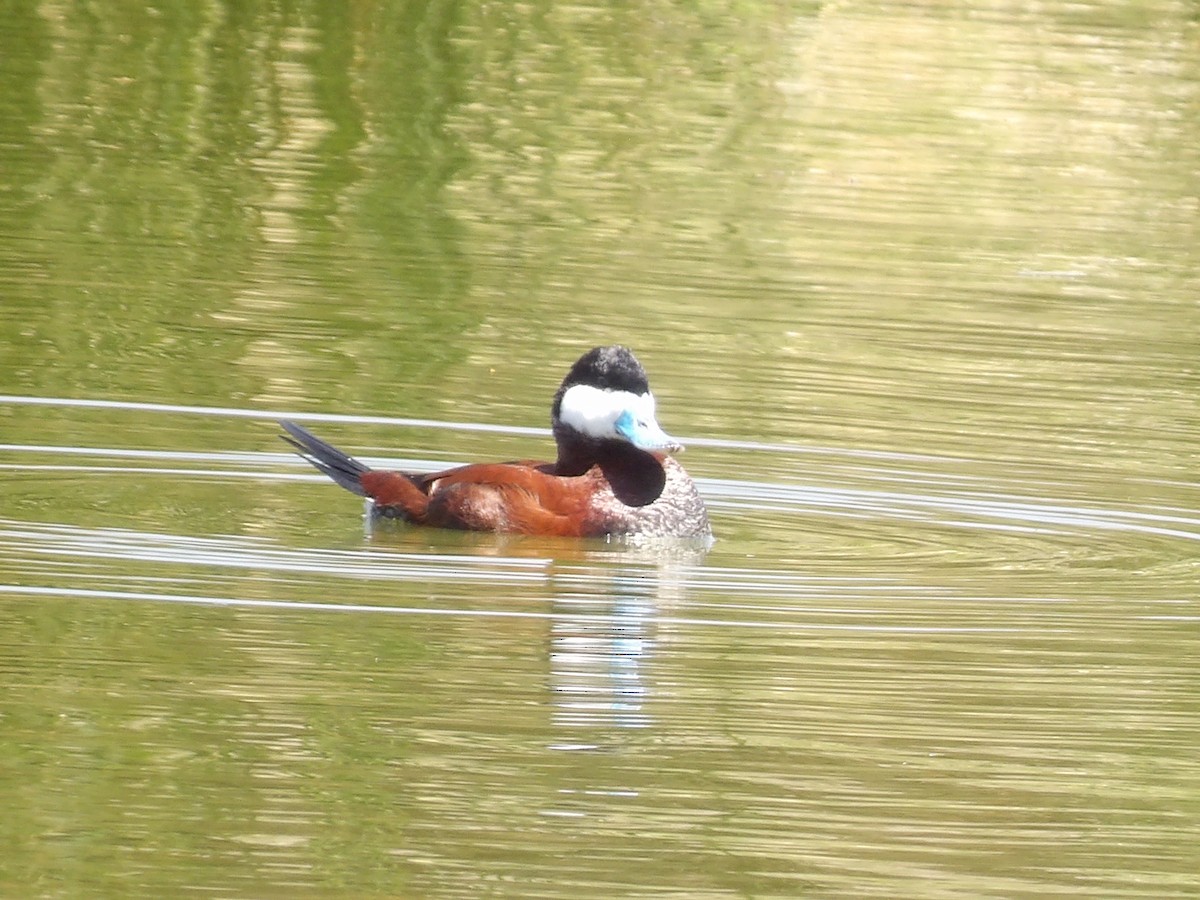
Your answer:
[281,346,711,540]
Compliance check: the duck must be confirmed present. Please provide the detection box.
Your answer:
[280,345,712,540]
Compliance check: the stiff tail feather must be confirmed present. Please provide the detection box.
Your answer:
[280,420,369,497]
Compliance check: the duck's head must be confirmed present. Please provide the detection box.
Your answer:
[551,346,683,467]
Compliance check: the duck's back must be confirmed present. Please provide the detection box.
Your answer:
[370,457,709,539]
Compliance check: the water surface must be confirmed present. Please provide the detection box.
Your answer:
[1,1,1198,897]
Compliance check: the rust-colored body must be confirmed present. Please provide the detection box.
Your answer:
[281,346,712,540]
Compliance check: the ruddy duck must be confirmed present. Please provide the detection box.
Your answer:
[281,345,711,539]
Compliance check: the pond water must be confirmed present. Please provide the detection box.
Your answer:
[2,1,1199,897]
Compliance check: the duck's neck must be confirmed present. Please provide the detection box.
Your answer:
[553,424,600,476]
[553,425,654,477]
[554,427,668,508]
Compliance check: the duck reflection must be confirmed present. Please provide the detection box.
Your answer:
[362,523,708,739]
[547,544,705,741]
[550,589,653,734]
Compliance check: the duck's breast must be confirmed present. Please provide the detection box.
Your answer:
[586,456,711,539]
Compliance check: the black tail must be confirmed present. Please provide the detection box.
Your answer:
[280,421,369,497]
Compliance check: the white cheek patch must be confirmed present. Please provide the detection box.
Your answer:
[559,384,655,440]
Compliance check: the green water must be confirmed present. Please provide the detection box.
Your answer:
[2,1,1199,897]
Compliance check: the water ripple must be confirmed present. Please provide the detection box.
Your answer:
[4,435,1198,546]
